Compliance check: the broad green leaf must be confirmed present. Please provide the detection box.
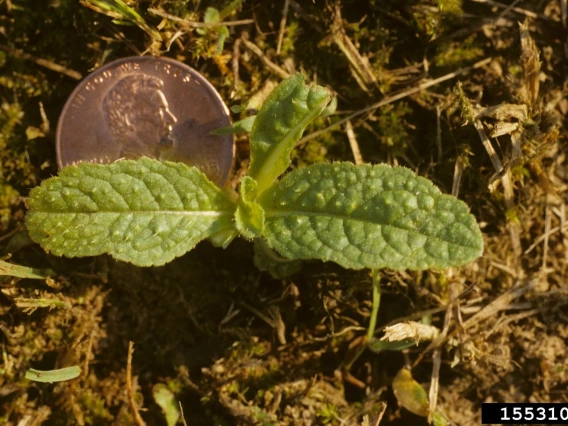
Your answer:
[258,163,483,271]
[249,75,332,193]
[26,158,236,267]
[235,176,264,239]
[25,366,81,383]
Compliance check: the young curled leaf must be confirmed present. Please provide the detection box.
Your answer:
[258,162,483,271]
[26,158,236,267]
[235,176,265,239]
[249,74,332,193]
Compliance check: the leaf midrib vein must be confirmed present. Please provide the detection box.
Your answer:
[265,209,475,248]
[36,210,234,217]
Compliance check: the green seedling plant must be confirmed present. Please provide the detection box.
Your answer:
[25,74,483,350]
[26,74,483,268]
[24,75,483,420]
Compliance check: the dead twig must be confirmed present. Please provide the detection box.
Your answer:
[555,204,568,264]
[0,227,22,242]
[510,130,522,163]
[435,105,442,163]
[473,120,503,174]
[414,280,534,366]
[241,37,291,79]
[345,120,363,165]
[452,156,466,198]
[331,2,378,93]
[239,301,286,345]
[474,120,521,256]
[384,282,478,333]
[461,280,533,331]
[289,0,325,34]
[0,45,81,80]
[126,341,146,426]
[361,402,386,426]
[524,218,568,254]
[297,57,493,146]
[312,325,365,342]
[428,349,442,423]
[147,8,254,28]
[486,308,540,338]
[232,38,242,95]
[83,329,96,379]
[543,206,552,270]
[276,0,291,55]
[179,402,188,426]
[519,22,541,110]
[470,0,552,21]
[412,277,457,373]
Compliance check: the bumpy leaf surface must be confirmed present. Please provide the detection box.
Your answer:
[249,75,332,193]
[26,158,236,266]
[258,163,483,270]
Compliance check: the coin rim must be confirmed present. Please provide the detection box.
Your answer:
[56,56,235,187]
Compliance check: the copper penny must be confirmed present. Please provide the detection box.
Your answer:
[56,56,234,187]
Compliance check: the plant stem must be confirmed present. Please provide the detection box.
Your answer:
[366,269,381,342]
[345,270,382,371]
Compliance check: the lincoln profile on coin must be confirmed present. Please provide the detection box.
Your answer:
[102,74,177,159]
